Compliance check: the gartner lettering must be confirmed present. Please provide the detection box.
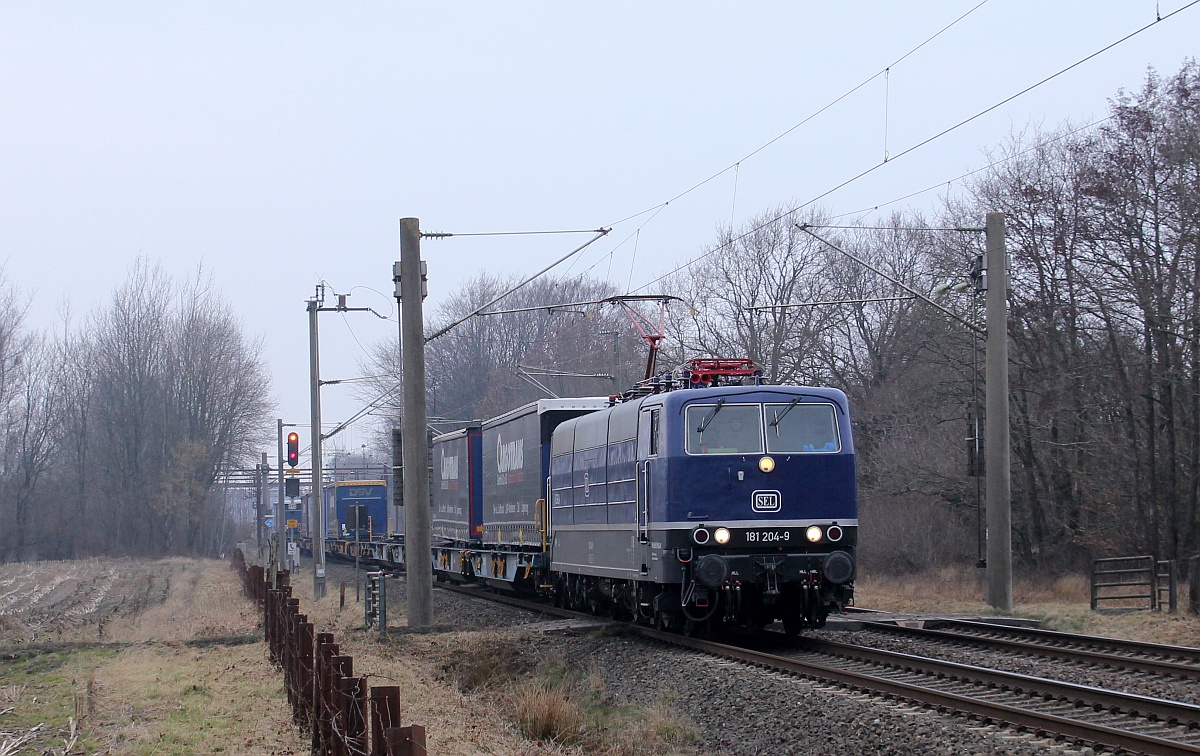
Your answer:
[440,449,459,481]
[496,433,525,485]
[497,433,524,473]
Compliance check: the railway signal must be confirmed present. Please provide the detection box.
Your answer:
[287,432,299,468]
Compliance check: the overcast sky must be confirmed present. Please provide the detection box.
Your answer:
[2,2,1196,461]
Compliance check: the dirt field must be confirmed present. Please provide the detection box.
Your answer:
[0,557,306,755]
[0,558,259,646]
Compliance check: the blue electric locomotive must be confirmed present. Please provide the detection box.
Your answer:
[548,359,856,632]
[433,358,857,633]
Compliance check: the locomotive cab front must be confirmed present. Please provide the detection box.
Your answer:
[650,385,857,632]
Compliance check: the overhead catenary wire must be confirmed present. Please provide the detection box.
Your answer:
[423,229,610,345]
[628,1,1199,296]
[602,0,993,230]
[745,296,919,311]
[563,3,990,299]
[323,3,1196,444]
[526,2,991,296]
[804,225,985,232]
[421,228,606,238]
[797,224,983,334]
[827,105,1150,222]
[318,229,611,443]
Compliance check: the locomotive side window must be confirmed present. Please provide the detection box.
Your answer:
[765,402,840,453]
[686,403,764,455]
[648,409,660,456]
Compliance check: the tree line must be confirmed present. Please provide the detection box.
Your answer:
[0,261,271,561]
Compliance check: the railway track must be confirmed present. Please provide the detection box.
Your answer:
[855,618,1200,682]
[438,584,1200,754]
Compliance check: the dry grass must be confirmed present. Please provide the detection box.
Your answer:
[0,558,305,755]
[439,630,531,692]
[296,601,573,755]
[856,567,1200,647]
[508,679,588,745]
[294,585,699,755]
[86,643,304,754]
[102,558,260,643]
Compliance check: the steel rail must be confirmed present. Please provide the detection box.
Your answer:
[858,618,1200,681]
[941,618,1200,667]
[436,583,1200,754]
[796,637,1200,726]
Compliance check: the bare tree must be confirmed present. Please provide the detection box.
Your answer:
[38,260,273,558]
[361,272,646,437]
[666,206,834,385]
[0,270,61,560]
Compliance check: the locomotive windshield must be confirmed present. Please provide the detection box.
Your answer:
[686,403,764,454]
[685,400,842,455]
[765,402,840,453]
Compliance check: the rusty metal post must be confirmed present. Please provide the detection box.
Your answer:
[1190,555,1200,616]
[268,588,279,663]
[284,598,299,710]
[384,725,426,756]
[339,676,368,755]
[331,655,352,756]
[314,634,337,755]
[299,621,315,727]
[264,582,274,648]
[369,686,402,756]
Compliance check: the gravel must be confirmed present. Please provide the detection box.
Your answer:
[522,631,1084,755]
[304,556,1118,754]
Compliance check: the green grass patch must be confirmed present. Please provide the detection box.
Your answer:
[0,646,118,754]
[1,642,305,756]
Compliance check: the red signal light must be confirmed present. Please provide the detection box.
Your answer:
[287,432,299,467]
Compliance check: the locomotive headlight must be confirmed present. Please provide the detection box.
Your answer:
[714,527,731,544]
[692,527,711,545]
[758,456,775,473]
[806,525,823,543]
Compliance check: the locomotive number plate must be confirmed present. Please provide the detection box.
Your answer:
[745,530,791,543]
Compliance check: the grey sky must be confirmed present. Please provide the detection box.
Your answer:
[2,2,1196,459]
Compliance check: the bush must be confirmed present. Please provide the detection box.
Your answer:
[506,679,586,745]
[858,493,976,573]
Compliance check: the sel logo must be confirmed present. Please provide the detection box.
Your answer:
[751,490,782,512]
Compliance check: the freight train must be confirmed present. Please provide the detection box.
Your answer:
[304,358,858,633]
